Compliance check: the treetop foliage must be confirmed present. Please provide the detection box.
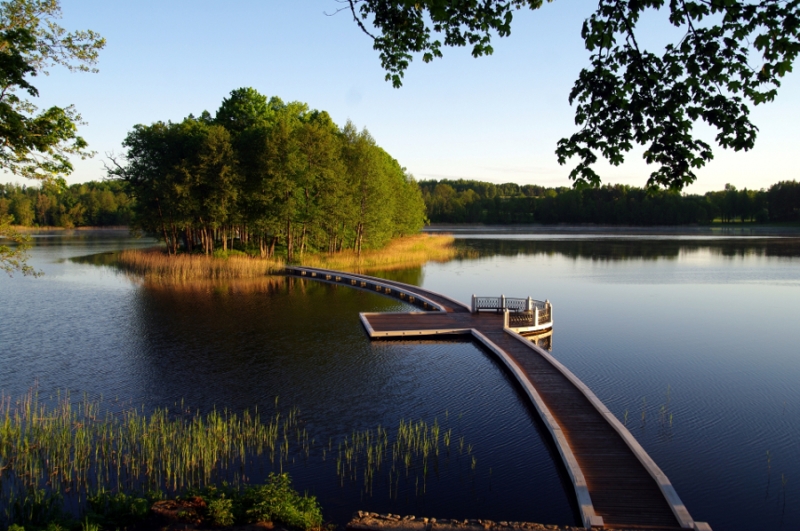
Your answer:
[346,0,800,190]
[0,0,105,180]
[0,0,104,276]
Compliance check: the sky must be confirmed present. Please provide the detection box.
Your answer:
[5,0,800,194]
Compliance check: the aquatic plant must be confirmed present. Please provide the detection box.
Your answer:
[334,418,477,497]
[0,390,310,528]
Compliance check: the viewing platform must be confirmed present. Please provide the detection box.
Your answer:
[285,266,710,531]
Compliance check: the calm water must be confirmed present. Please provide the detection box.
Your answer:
[1,229,800,530]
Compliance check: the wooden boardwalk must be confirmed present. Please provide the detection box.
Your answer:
[285,266,710,531]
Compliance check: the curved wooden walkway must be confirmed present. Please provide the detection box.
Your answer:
[285,266,710,531]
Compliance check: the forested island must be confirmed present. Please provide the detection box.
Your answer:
[108,88,426,261]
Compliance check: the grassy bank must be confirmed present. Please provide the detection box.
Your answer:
[114,234,460,282]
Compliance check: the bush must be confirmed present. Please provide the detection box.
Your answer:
[86,491,151,529]
[244,473,322,531]
[207,497,235,527]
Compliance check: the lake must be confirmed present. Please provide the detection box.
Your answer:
[1,228,799,530]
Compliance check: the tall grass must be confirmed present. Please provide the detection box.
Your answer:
[0,390,308,527]
[334,418,476,497]
[0,391,477,527]
[113,234,461,281]
[298,234,461,273]
[116,248,285,281]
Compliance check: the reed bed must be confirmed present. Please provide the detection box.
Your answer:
[113,234,461,282]
[0,390,308,526]
[0,391,476,527]
[334,418,476,497]
[299,234,461,273]
[115,248,285,281]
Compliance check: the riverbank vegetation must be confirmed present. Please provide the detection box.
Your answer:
[293,233,460,272]
[115,248,285,280]
[0,390,322,530]
[106,88,426,260]
[420,179,800,225]
[0,390,474,531]
[112,234,458,281]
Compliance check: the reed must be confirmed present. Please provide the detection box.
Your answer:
[112,234,461,281]
[0,390,309,528]
[115,248,285,281]
[0,391,474,528]
[298,234,461,273]
[334,418,476,497]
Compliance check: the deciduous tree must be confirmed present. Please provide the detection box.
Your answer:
[0,0,104,275]
[345,0,800,190]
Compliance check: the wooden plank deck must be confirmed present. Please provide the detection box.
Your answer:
[284,266,708,531]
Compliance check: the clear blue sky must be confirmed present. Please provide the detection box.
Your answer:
[7,0,800,193]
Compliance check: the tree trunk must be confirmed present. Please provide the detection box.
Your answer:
[155,198,171,256]
[269,236,278,258]
[286,215,293,262]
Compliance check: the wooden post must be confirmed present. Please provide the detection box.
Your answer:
[500,294,506,313]
[534,307,539,327]
[472,294,476,313]
[503,309,509,328]
[526,296,533,312]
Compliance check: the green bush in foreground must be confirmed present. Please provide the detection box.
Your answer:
[243,473,323,530]
[4,474,321,531]
[184,473,323,530]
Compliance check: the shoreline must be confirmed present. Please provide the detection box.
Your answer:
[347,512,586,531]
[423,223,800,237]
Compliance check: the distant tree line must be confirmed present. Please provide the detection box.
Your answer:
[420,180,800,225]
[0,180,132,228]
[107,88,426,260]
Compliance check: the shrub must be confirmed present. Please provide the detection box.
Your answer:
[244,473,322,531]
[207,497,235,527]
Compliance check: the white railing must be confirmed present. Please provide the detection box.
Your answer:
[472,295,548,313]
[473,294,553,331]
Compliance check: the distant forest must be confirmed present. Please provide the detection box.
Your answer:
[0,180,132,228]
[4,171,800,238]
[419,180,800,225]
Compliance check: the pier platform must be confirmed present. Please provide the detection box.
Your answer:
[285,266,710,531]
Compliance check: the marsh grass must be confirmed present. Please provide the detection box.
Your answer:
[299,234,463,273]
[0,390,309,528]
[115,248,285,281]
[0,391,473,528]
[334,418,476,497]
[113,234,462,282]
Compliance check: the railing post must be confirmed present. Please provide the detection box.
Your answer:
[500,294,506,312]
[503,309,509,328]
[526,296,533,312]
[472,294,476,313]
[534,307,539,327]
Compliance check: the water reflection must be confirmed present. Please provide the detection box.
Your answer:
[457,237,800,261]
[6,230,800,530]
[521,330,553,351]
